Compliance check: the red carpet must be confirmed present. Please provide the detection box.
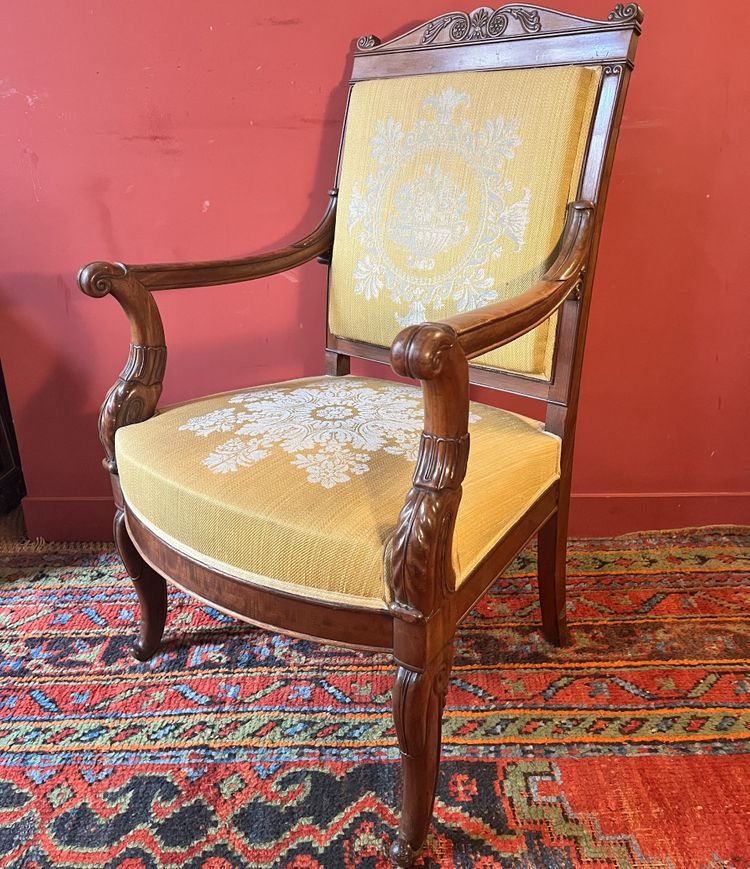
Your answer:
[0,528,748,867]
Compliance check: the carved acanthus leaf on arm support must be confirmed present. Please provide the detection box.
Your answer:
[389,324,470,621]
[78,263,167,473]
[387,201,594,865]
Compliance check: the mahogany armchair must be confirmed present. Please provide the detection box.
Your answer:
[78,5,642,865]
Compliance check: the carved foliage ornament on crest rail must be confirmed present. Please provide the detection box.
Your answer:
[422,7,541,44]
[357,3,643,51]
[607,3,641,23]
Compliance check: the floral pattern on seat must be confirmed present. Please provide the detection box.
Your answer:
[178,379,480,489]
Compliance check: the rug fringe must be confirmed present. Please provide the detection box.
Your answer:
[616,524,750,539]
[0,525,747,558]
[0,538,114,555]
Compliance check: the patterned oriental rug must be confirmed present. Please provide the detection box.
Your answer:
[0,528,749,869]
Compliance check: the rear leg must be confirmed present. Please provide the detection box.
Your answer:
[537,509,569,646]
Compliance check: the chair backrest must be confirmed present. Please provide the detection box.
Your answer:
[326,4,642,405]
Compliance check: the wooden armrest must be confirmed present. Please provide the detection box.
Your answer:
[78,189,337,294]
[77,190,337,475]
[439,200,594,359]
[386,201,592,622]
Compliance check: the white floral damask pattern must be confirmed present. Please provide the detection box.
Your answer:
[178,380,480,489]
[348,87,531,326]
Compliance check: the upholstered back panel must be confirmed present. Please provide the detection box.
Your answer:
[329,65,601,379]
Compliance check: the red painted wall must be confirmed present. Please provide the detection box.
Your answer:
[1,1,748,540]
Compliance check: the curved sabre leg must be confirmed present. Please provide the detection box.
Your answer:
[114,509,167,661]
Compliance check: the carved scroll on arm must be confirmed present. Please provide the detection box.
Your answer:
[388,323,470,865]
[388,324,470,621]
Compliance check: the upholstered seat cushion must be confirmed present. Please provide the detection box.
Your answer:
[116,376,560,609]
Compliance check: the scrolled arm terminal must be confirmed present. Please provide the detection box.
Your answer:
[78,260,128,299]
[391,322,460,382]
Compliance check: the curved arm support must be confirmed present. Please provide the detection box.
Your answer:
[388,324,470,619]
[122,189,337,291]
[78,265,166,473]
[442,200,594,359]
[77,192,338,471]
[386,202,592,619]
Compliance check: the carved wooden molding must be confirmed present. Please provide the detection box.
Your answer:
[608,3,643,24]
[412,433,470,491]
[393,648,453,760]
[389,324,470,619]
[79,263,167,472]
[98,344,166,472]
[390,323,464,389]
[422,7,541,44]
[79,262,165,345]
[78,260,127,298]
[390,641,454,866]
[389,477,463,619]
[357,34,381,50]
[356,3,643,53]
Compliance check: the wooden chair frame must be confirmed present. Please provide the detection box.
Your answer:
[78,5,642,864]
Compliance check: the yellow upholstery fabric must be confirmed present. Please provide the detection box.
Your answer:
[116,376,560,608]
[329,66,601,379]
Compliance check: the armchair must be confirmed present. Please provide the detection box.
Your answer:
[78,5,642,865]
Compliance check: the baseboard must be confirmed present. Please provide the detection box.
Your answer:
[569,492,750,537]
[23,497,115,542]
[20,492,750,543]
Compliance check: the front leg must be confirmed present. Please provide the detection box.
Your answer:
[389,323,469,865]
[391,643,454,867]
[114,509,167,661]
